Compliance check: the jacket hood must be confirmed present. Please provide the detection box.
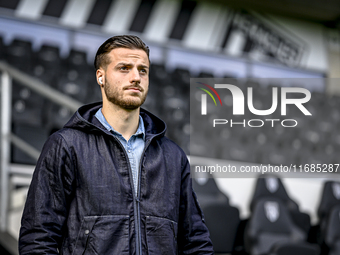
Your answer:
[63,102,167,139]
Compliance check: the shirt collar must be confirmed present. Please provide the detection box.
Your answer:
[94,108,145,140]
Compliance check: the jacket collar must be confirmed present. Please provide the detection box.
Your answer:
[64,102,167,140]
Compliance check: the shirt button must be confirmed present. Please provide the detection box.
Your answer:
[85,230,90,235]
[128,150,131,153]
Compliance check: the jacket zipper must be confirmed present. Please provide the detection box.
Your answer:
[136,138,152,255]
[112,135,153,255]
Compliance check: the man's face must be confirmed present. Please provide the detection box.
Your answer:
[99,48,149,110]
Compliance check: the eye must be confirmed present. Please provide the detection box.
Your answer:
[139,68,148,74]
[120,66,128,71]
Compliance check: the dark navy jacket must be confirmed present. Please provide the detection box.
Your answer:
[19,102,214,255]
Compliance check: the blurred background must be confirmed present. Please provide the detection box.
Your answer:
[0,0,339,254]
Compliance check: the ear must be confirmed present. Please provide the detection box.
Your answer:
[96,69,105,86]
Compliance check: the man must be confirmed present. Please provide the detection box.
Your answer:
[19,35,214,254]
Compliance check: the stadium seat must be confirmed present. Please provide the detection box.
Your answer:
[65,48,88,71]
[5,38,33,73]
[203,202,240,254]
[192,177,240,254]
[32,44,62,86]
[171,67,191,86]
[57,70,89,103]
[250,175,311,235]
[192,177,229,205]
[11,81,45,127]
[150,63,171,84]
[35,44,61,71]
[223,73,237,78]
[324,205,340,255]
[245,197,319,255]
[270,242,320,255]
[197,71,214,78]
[317,181,340,239]
[250,176,298,211]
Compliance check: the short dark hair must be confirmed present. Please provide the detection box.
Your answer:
[94,35,150,70]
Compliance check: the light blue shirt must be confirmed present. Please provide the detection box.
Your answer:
[95,108,145,196]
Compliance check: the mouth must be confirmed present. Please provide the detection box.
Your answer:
[124,86,143,92]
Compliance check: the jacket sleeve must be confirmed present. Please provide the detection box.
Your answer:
[19,132,75,254]
[177,156,214,254]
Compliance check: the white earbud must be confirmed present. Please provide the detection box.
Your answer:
[98,77,103,85]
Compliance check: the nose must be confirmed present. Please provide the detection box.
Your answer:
[130,68,141,84]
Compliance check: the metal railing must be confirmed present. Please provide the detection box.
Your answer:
[0,61,82,235]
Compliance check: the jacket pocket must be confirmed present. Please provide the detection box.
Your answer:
[145,216,178,255]
[72,215,130,255]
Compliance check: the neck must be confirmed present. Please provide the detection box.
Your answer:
[101,102,140,141]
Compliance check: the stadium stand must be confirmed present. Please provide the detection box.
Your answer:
[0,0,339,253]
[0,32,339,253]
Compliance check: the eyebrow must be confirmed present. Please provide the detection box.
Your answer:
[115,62,149,69]
[139,64,149,69]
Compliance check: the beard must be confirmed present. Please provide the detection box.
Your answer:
[104,81,148,110]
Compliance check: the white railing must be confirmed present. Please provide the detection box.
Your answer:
[0,61,82,235]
